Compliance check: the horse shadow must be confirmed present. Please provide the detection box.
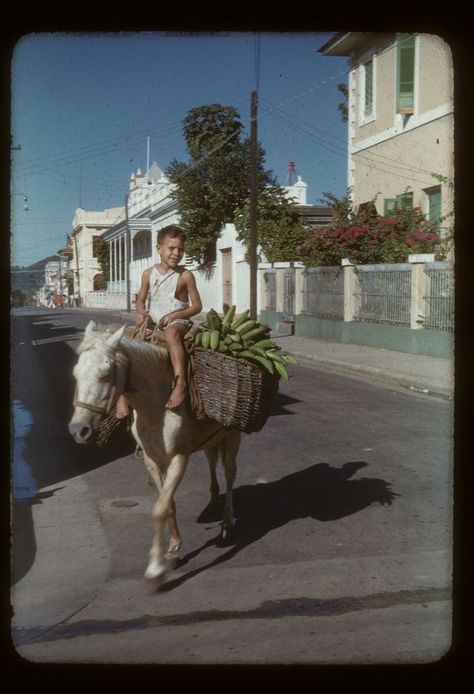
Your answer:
[160,461,397,592]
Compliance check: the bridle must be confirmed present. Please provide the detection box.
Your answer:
[73,347,129,417]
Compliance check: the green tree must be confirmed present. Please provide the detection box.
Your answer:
[167,104,272,264]
[235,185,307,262]
[94,237,110,282]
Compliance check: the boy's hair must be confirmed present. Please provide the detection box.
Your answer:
[157,225,186,246]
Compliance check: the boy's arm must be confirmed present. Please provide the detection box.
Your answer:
[135,268,151,324]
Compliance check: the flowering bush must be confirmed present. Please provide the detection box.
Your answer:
[297,204,447,266]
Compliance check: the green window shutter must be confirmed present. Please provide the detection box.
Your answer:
[396,192,413,209]
[364,59,373,117]
[397,34,415,113]
[428,189,441,222]
[384,198,396,215]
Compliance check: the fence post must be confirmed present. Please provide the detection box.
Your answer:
[294,267,305,315]
[409,255,432,329]
[342,259,359,322]
[275,267,285,313]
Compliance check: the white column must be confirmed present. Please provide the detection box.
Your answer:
[342,259,360,322]
[294,268,305,315]
[108,241,113,288]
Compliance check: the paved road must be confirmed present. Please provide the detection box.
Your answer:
[10,308,454,665]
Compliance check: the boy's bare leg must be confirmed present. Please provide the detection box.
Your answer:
[164,324,188,409]
[116,394,130,419]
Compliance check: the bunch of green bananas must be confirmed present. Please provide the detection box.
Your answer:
[193,304,297,381]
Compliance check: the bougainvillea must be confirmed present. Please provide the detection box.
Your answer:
[297,203,447,266]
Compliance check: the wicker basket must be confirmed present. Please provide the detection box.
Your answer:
[191,347,280,434]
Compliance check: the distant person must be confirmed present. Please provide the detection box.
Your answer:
[115,225,202,415]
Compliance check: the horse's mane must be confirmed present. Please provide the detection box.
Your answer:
[77,325,170,373]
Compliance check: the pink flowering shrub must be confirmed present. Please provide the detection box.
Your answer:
[297,204,446,266]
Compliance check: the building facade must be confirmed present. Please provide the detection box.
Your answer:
[70,206,125,303]
[83,163,326,313]
[319,32,454,244]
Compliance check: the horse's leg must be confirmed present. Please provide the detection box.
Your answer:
[220,431,241,539]
[145,453,188,584]
[142,451,182,565]
[204,445,220,507]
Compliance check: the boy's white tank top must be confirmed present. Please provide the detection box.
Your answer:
[148,266,189,324]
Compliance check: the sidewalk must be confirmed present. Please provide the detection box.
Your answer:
[77,308,454,399]
[273,333,453,398]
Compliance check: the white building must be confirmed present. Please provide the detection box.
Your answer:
[82,163,320,314]
[71,206,125,303]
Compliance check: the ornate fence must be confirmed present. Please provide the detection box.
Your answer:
[261,259,454,333]
[424,262,454,331]
[354,264,412,327]
[302,267,344,319]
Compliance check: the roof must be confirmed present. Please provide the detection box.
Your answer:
[318,32,375,57]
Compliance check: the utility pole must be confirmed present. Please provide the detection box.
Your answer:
[249,90,258,319]
[125,194,131,312]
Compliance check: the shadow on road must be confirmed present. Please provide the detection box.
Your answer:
[11,314,136,585]
[160,461,398,592]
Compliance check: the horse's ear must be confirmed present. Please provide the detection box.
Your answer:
[85,320,97,337]
[106,323,127,350]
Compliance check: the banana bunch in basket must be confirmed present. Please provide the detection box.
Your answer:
[193,304,297,381]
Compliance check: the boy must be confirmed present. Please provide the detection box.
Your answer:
[116,225,202,414]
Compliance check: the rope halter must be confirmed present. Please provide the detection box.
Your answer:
[73,347,129,417]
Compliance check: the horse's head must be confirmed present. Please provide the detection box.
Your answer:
[69,320,128,444]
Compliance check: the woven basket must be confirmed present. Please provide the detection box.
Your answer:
[191,347,280,434]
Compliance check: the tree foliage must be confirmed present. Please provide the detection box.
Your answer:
[167,104,274,264]
[95,236,110,281]
[235,185,307,263]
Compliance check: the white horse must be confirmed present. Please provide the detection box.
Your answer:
[69,321,241,586]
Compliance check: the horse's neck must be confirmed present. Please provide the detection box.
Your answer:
[119,338,172,409]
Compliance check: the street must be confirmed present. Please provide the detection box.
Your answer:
[10,307,453,664]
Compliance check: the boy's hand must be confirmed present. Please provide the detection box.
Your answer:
[159,312,179,328]
[136,313,146,326]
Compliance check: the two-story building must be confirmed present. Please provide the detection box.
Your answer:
[318,32,454,247]
[70,206,125,303]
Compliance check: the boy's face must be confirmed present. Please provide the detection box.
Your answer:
[157,235,184,269]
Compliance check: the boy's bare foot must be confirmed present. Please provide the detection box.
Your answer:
[116,395,130,419]
[166,375,187,409]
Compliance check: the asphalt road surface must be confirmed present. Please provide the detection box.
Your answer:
[10,308,454,665]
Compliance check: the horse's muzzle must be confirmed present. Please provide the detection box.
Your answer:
[68,420,96,445]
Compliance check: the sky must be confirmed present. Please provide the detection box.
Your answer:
[10,32,350,267]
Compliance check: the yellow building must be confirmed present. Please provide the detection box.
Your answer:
[319,32,454,250]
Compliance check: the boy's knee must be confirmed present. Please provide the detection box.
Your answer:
[165,325,181,342]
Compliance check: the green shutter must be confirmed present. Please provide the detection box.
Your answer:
[364,59,373,117]
[397,34,415,113]
[428,189,441,222]
[384,198,396,215]
[396,192,413,210]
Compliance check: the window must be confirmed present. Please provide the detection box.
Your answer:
[426,187,441,223]
[362,58,374,120]
[383,192,413,215]
[397,33,416,114]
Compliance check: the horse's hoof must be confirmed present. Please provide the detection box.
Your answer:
[219,522,235,545]
[144,561,167,588]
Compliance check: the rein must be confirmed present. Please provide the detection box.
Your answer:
[74,348,129,416]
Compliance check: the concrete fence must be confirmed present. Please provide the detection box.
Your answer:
[259,256,454,357]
